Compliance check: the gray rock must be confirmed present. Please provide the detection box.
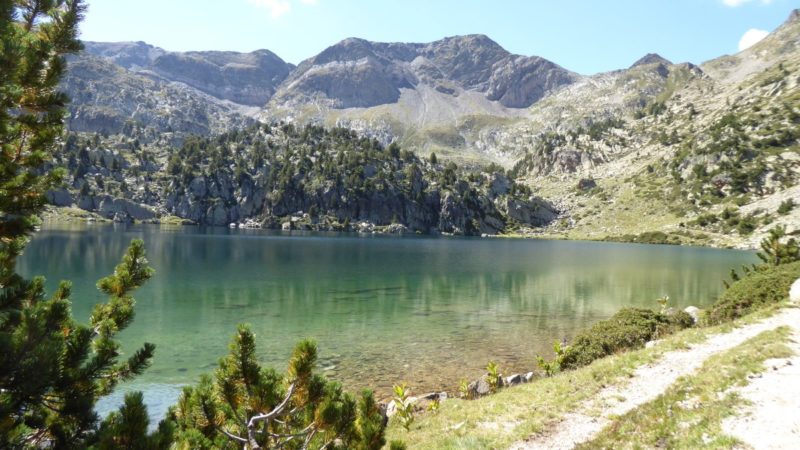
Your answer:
[46,188,73,207]
[97,196,156,221]
[112,211,133,224]
[77,194,97,211]
[420,391,447,402]
[522,372,535,383]
[789,279,800,304]
[504,373,524,386]
[385,223,409,234]
[467,378,492,398]
[506,197,558,226]
[488,173,510,197]
[577,178,597,191]
[683,306,702,323]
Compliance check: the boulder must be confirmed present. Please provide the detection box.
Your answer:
[522,372,535,383]
[506,197,558,226]
[97,196,156,221]
[577,178,597,191]
[77,195,97,211]
[385,223,409,234]
[504,373,524,386]
[419,392,447,402]
[790,279,800,304]
[123,201,157,220]
[46,188,73,207]
[467,379,492,398]
[488,172,510,197]
[683,306,701,323]
[384,401,397,418]
[112,211,133,224]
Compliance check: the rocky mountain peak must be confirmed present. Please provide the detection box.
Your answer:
[311,37,382,64]
[630,53,672,68]
[787,8,799,25]
[81,42,293,106]
[270,33,576,110]
[83,41,166,69]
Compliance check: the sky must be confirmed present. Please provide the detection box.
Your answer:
[79,0,798,75]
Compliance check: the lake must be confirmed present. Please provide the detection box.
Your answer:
[19,222,756,421]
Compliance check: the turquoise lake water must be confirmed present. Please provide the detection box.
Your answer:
[19,223,756,420]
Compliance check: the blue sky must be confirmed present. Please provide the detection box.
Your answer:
[79,0,797,74]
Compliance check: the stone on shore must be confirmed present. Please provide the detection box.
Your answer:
[790,278,800,304]
[467,379,492,398]
[684,306,701,323]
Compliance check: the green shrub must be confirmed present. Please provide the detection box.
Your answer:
[778,199,795,215]
[559,308,694,370]
[706,261,800,324]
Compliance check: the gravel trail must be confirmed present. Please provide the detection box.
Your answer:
[510,307,800,450]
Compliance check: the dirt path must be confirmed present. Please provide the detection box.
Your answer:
[720,323,800,449]
[510,307,800,450]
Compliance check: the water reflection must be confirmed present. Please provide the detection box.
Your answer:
[20,222,756,405]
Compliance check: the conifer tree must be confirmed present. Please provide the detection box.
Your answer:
[757,225,799,266]
[170,325,387,450]
[0,1,169,447]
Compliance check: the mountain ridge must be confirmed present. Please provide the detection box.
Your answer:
[51,9,800,247]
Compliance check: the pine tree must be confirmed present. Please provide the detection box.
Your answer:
[757,225,799,266]
[170,325,387,450]
[0,2,169,447]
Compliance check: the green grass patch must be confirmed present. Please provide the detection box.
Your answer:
[577,326,794,449]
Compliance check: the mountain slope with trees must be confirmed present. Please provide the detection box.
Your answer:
[52,123,557,234]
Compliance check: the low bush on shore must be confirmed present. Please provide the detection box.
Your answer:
[707,261,800,324]
[558,308,694,370]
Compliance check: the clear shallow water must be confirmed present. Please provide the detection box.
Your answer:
[19,223,756,420]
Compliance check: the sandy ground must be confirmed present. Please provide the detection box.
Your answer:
[510,307,800,450]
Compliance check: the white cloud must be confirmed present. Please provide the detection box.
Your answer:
[722,0,773,7]
[299,0,318,4]
[249,0,291,18]
[738,28,769,51]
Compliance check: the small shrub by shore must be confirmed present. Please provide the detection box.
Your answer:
[706,261,800,324]
[559,308,694,370]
